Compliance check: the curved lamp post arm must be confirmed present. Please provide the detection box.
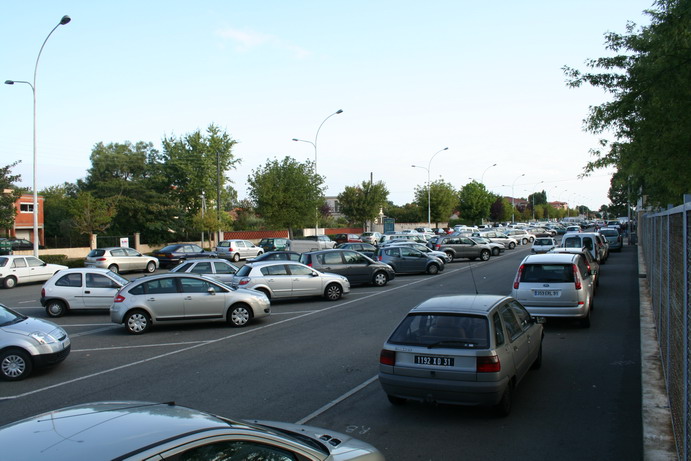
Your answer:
[313,109,343,173]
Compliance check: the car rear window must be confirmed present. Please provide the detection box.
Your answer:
[88,249,106,257]
[563,237,582,248]
[520,264,574,283]
[388,314,489,349]
[235,265,252,277]
[600,229,618,237]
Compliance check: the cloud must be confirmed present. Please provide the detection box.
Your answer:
[216,27,311,59]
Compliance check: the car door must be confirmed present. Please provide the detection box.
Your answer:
[84,272,122,309]
[341,250,370,284]
[141,277,185,321]
[9,257,32,283]
[457,237,477,258]
[178,277,226,320]
[317,251,346,277]
[259,264,293,298]
[211,261,237,283]
[286,264,323,297]
[25,256,54,282]
[109,248,128,271]
[399,247,426,273]
[498,303,533,379]
[124,248,144,271]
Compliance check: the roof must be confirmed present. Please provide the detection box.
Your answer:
[521,253,578,264]
[410,294,509,315]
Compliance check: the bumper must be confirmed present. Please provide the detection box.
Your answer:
[33,344,71,367]
[522,303,589,319]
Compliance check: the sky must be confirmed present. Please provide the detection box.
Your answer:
[1,1,655,212]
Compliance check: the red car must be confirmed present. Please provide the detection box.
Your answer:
[333,233,363,245]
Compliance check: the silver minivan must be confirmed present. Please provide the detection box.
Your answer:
[511,253,596,327]
[561,232,608,264]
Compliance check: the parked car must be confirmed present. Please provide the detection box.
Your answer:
[302,235,336,247]
[0,401,385,460]
[548,247,600,289]
[383,241,451,263]
[0,238,44,251]
[299,249,395,287]
[334,233,362,244]
[511,252,596,327]
[247,251,301,263]
[0,255,67,289]
[110,273,270,334]
[430,236,492,262]
[215,239,264,262]
[565,225,582,233]
[476,231,517,249]
[561,232,608,264]
[287,235,335,253]
[378,233,427,245]
[230,261,350,301]
[529,227,557,237]
[334,242,378,258]
[505,229,535,245]
[375,246,444,275]
[0,303,70,380]
[84,247,159,274]
[169,258,240,283]
[151,244,217,268]
[40,268,130,317]
[257,237,290,252]
[531,237,557,254]
[598,228,623,252]
[360,232,382,245]
[470,236,505,256]
[379,294,544,416]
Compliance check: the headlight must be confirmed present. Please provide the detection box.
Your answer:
[30,331,57,345]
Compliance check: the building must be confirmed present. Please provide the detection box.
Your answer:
[6,192,45,245]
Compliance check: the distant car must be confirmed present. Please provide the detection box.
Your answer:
[247,251,301,263]
[151,244,217,268]
[257,237,290,252]
[110,273,270,334]
[379,294,544,416]
[287,235,335,253]
[470,237,504,256]
[84,247,159,274]
[384,241,451,263]
[0,238,44,251]
[0,303,70,380]
[529,227,557,237]
[548,247,600,289]
[169,258,240,283]
[476,231,517,249]
[215,239,264,262]
[565,225,582,233]
[430,236,492,262]
[231,261,350,301]
[360,231,382,245]
[0,255,67,289]
[334,242,378,258]
[598,228,623,252]
[505,229,535,245]
[333,233,362,244]
[531,237,557,254]
[299,249,395,287]
[0,401,386,460]
[375,246,444,275]
[561,232,608,264]
[40,268,130,317]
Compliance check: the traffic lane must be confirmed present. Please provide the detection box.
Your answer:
[304,245,642,460]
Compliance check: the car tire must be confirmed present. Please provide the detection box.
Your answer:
[531,340,543,370]
[427,263,440,275]
[387,394,406,405]
[45,300,67,318]
[108,264,119,274]
[0,348,32,381]
[145,261,156,273]
[445,251,454,263]
[125,309,151,334]
[325,283,343,301]
[372,271,388,287]
[494,382,513,417]
[3,276,17,289]
[492,248,500,256]
[480,250,491,261]
[508,242,516,249]
[228,303,251,327]
[522,238,528,245]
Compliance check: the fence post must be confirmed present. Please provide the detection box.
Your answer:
[90,233,97,250]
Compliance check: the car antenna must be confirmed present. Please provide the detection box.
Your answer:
[468,261,480,295]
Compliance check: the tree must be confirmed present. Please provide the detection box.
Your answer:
[337,180,389,228]
[490,196,512,223]
[41,183,84,247]
[383,202,422,223]
[564,0,691,207]
[247,157,324,239]
[413,180,457,225]
[0,161,22,234]
[70,191,115,236]
[458,181,494,225]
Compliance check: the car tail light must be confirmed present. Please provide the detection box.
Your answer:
[41,288,45,297]
[239,278,251,286]
[378,255,383,261]
[96,257,107,261]
[573,264,582,290]
[513,264,524,289]
[113,294,126,303]
[434,244,441,250]
[380,349,396,366]
[477,355,500,372]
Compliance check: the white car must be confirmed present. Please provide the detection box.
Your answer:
[41,268,130,317]
[531,237,557,254]
[0,255,67,289]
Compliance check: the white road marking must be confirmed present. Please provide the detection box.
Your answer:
[295,375,379,425]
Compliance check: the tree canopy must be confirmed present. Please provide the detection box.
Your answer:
[337,180,389,228]
[0,162,22,233]
[414,180,457,225]
[458,181,494,225]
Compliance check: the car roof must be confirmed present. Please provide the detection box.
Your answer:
[244,261,309,268]
[52,267,114,274]
[410,295,510,316]
[522,253,578,264]
[97,247,135,251]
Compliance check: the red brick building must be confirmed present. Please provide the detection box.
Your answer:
[7,193,45,245]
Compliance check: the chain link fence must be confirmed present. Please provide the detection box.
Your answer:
[639,197,690,460]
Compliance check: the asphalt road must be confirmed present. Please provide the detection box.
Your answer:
[0,242,642,460]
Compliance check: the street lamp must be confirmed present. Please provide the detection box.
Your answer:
[411,147,448,226]
[480,163,497,184]
[511,173,525,223]
[292,109,343,236]
[5,14,71,257]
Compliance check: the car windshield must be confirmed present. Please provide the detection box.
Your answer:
[0,305,26,326]
[388,313,489,349]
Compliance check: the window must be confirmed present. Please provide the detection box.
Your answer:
[190,262,212,274]
[56,273,82,287]
[179,277,213,293]
[167,439,298,461]
[26,257,44,267]
[508,300,532,330]
[493,312,505,346]
[261,265,289,276]
[143,278,178,294]
[321,252,343,265]
[499,305,522,341]
[388,314,489,348]
[19,203,34,213]
[87,273,116,288]
[343,251,365,264]
[124,248,139,257]
[213,262,235,274]
[287,264,313,276]
[110,248,126,257]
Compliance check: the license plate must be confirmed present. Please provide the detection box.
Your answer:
[533,290,559,297]
[414,356,454,366]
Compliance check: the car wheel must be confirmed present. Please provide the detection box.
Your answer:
[125,309,151,334]
[480,250,491,261]
[445,251,454,262]
[522,238,528,245]
[3,276,17,289]
[531,340,543,370]
[325,283,343,301]
[508,242,516,249]
[372,271,388,287]
[494,382,513,417]
[427,263,440,275]
[387,394,406,405]
[108,264,119,274]
[0,348,32,381]
[45,300,67,318]
[228,303,251,327]
[492,248,500,256]
[232,253,240,262]
[145,261,156,273]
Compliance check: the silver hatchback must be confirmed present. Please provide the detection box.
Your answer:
[379,295,543,416]
[85,247,159,274]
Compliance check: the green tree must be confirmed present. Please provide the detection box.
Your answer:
[70,191,115,236]
[41,183,84,247]
[0,161,22,234]
[564,0,691,207]
[247,157,324,239]
[489,196,512,223]
[458,181,494,225]
[383,202,422,223]
[414,180,457,225]
[337,180,389,228]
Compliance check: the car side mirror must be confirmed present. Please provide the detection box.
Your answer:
[312,272,319,277]
[533,316,546,324]
[207,287,216,295]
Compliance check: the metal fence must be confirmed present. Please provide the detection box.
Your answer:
[639,197,690,460]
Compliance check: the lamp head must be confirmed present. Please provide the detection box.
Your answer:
[60,15,71,25]
[4,80,14,85]
[443,147,448,150]
[291,138,299,141]
[336,109,343,114]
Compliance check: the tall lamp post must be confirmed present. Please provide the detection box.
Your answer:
[480,163,497,184]
[510,173,525,223]
[5,15,71,257]
[412,147,448,227]
[292,109,343,236]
